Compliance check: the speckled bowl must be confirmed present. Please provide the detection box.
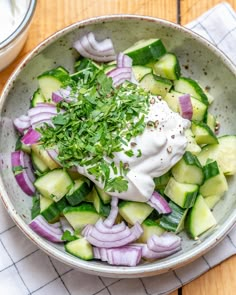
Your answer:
[0,15,236,278]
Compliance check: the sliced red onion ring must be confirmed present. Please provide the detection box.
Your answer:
[14,115,31,134]
[85,222,143,248]
[74,33,116,62]
[179,94,193,120]
[142,244,181,259]
[29,215,63,243]
[30,112,56,126]
[28,106,59,117]
[103,196,118,228]
[107,67,132,87]
[47,149,61,166]
[21,128,41,145]
[95,218,126,234]
[52,87,76,104]
[147,191,172,214]
[117,52,133,68]
[11,151,35,196]
[60,217,74,234]
[93,245,142,266]
[36,103,55,107]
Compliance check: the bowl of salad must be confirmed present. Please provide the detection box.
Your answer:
[0,15,236,278]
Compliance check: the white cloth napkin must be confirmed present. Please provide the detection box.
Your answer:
[0,2,236,295]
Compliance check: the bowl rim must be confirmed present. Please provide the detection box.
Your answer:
[0,0,37,50]
[0,14,236,277]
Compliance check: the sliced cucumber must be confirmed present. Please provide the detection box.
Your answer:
[174,77,209,105]
[65,238,93,260]
[185,195,217,239]
[31,151,49,173]
[171,151,204,185]
[154,171,171,191]
[91,187,110,217]
[95,186,111,204]
[197,135,236,175]
[185,129,201,155]
[124,38,166,65]
[164,90,207,121]
[37,67,70,100]
[153,53,181,80]
[138,219,165,243]
[164,177,199,208]
[159,201,188,233]
[40,195,60,223]
[205,194,222,209]
[200,161,228,197]
[118,201,153,225]
[206,113,216,132]
[140,73,172,97]
[132,65,152,82]
[63,203,100,230]
[66,179,92,206]
[31,196,40,219]
[34,169,73,202]
[31,88,45,107]
[191,121,218,145]
[31,144,60,170]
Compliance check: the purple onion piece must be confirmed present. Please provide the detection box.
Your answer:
[179,94,193,120]
[147,191,172,214]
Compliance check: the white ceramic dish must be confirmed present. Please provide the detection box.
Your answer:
[0,15,236,278]
[0,0,36,71]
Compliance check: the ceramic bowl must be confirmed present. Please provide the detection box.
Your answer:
[0,15,236,278]
[0,0,37,71]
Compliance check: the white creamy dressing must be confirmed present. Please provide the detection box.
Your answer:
[78,96,190,202]
[0,0,29,43]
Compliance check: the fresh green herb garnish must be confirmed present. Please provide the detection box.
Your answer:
[62,230,78,242]
[12,165,24,175]
[39,64,150,193]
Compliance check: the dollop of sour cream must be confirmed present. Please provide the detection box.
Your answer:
[0,0,29,43]
[78,97,190,202]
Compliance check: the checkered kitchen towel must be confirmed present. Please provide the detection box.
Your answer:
[0,2,236,295]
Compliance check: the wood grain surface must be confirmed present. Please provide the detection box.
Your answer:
[0,1,235,294]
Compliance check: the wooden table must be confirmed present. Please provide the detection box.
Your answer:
[1,1,236,294]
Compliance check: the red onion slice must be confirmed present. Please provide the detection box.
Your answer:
[28,106,58,117]
[29,215,63,243]
[46,149,61,166]
[21,128,41,145]
[142,244,181,259]
[117,52,133,68]
[95,218,126,234]
[30,112,56,126]
[73,33,116,62]
[60,217,74,234]
[147,191,172,214]
[107,67,132,87]
[103,196,119,228]
[14,115,31,134]
[11,151,35,196]
[179,94,193,120]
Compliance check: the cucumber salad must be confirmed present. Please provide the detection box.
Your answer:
[12,32,236,266]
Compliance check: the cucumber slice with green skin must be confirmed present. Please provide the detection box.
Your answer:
[197,135,236,175]
[132,66,152,82]
[91,187,111,217]
[185,129,201,155]
[191,121,219,145]
[185,195,217,239]
[15,137,31,154]
[65,238,94,260]
[34,169,73,202]
[31,144,60,170]
[159,201,188,233]
[56,197,69,213]
[154,171,171,191]
[163,90,207,121]
[200,161,228,197]
[138,219,165,243]
[164,177,199,209]
[66,179,92,206]
[172,151,204,185]
[95,186,111,204]
[174,77,209,105]
[37,67,70,100]
[31,196,40,219]
[140,73,172,98]
[31,151,49,173]
[204,194,222,209]
[40,195,60,223]
[124,39,167,65]
[31,88,45,107]
[118,201,153,225]
[206,113,216,131]
[153,53,181,80]
[63,203,100,230]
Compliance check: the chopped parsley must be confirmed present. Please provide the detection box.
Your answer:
[39,65,150,193]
